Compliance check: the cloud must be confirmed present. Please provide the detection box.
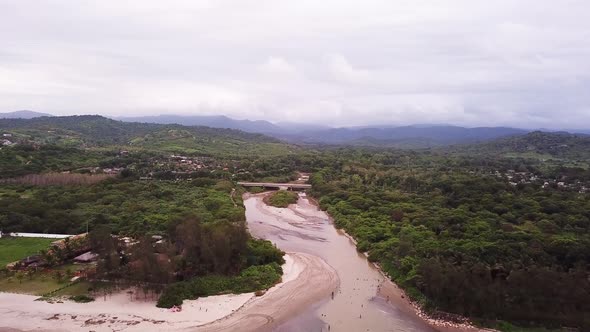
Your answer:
[260,57,297,75]
[0,0,589,129]
[325,54,371,83]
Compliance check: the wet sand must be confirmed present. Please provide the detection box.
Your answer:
[246,192,486,332]
[197,252,337,332]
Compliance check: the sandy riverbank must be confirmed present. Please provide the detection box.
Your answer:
[0,252,338,332]
[249,191,491,332]
[335,220,487,332]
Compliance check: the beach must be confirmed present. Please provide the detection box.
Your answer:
[0,252,338,332]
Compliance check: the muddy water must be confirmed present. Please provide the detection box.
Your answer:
[245,193,436,332]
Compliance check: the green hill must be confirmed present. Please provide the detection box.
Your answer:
[483,131,590,158]
[0,115,293,156]
[443,131,590,168]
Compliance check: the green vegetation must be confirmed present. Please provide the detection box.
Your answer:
[0,180,244,235]
[51,281,93,297]
[246,186,264,194]
[0,237,55,266]
[0,270,71,295]
[157,263,282,308]
[0,115,294,158]
[69,294,95,303]
[446,131,590,168]
[0,145,110,179]
[2,116,589,330]
[307,149,590,330]
[265,191,299,208]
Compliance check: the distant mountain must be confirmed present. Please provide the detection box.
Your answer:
[7,111,587,149]
[449,131,590,160]
[569,129,590,135]
[112,114,535,147]
[116,115,282,134]
[274,125,528,147]
[485,131,590,157]
[0,110,52,119]
[274,121,331,132]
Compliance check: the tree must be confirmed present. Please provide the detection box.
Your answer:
[15,271,24,284]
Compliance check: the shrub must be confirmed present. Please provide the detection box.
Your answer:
[69,295,95,303]
[265,191,298,208]
[157,263,283,308]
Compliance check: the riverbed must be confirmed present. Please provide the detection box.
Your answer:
[245,192,437,332]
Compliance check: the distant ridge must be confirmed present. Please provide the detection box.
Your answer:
[4,111,588,148]
[0,110,53,119]
[273,125,529,147]
[116,114,281,134]
[446,130,590,160]
[112,114,530,147]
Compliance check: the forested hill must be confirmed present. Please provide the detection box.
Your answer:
[0,115,292,156]
[275,125,528,147]
[447,131,590,161]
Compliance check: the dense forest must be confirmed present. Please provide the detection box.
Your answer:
[306,149,590,330]
[0,179,244,235]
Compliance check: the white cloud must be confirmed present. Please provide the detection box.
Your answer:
[325,54,371,83]
[260,57,297,75]
[0,0,589,129]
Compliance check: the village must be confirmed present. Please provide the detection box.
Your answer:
[474,169,590,194]
[0,230,170,303]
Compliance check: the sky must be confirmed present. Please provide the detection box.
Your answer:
[1,0,589,129]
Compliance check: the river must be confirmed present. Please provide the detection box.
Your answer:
[245,192,437,332]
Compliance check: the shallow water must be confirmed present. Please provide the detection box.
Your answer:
[245,193,435,332]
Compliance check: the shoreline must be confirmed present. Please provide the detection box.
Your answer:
[0,252,338,332]
[337,226,485,331]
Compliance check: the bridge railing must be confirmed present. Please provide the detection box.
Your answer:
[236,182,312,189]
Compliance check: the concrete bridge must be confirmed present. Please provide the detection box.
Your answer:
[237,182,312,191]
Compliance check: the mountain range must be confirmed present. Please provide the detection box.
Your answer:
[0,110,53,119]
[2,111,589,148]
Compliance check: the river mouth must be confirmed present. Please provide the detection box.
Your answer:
[245,192,436,332]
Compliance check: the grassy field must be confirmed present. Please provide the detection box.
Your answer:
[0,272,70,295]
[51,281,93,297]
[0,263,91,296]
[0,237,54,267]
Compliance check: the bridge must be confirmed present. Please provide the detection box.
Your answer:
[237,182,312,191]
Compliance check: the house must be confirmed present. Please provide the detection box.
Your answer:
[6,254,44,270]
[73,251,98,263]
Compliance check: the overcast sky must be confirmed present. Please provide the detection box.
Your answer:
[1,1,589,128]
